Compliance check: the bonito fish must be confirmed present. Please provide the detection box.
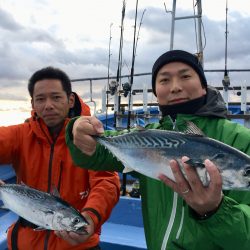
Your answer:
[0,183,89,233]
[96,123,250,190]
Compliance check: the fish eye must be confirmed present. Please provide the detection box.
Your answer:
[73,217,80,224]
[243,166,250,176]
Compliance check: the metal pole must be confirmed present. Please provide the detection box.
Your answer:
[196,0,203,65]
[170,0,176,50]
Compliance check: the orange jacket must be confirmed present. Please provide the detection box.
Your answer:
[0,94,120,250]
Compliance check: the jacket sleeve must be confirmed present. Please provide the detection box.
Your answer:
[82,170,120,231]
[0,124,22,165]
[65,118,124,172]
[197,195,250,249]
[196,119,250,249]
[81,102,91,116]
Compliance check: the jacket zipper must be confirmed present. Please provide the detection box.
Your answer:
[176,206,185,240]
[37,122,63,250]
[42,142,55,250]
[168,115,177,130]
[161,192,178,250]
[160,116,181,249]
[47,143,55,193]
[57,161,63,192]
[44,231,51,250]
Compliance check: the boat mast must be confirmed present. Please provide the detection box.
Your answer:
[222,0,230,90]
[222,0,230,108]
[167,0,203,64]
[196,0,203,65]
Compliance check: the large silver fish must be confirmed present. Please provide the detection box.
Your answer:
[0,184,89,233]
[97,123,250,190]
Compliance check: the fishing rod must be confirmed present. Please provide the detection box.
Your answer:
[115,0,127,197]
[126,0,139,130]
[122,8,146,99]
[105,23,113,129]
[116,0,126,86]
[222,0,230,91]
[121,0,139,197]
[134,9,146,64]
[114,0,126,129]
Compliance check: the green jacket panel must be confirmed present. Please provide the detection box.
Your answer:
[66,115,250,250]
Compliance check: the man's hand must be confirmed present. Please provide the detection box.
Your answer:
[54,212,95,245]
[159,156,223,216]
[72,116,104,156]
[0,180,5,185]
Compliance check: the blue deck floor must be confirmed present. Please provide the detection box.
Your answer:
[100,197,146,250]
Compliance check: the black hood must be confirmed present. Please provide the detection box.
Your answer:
[195,85,227,118]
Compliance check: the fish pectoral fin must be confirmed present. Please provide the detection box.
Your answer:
[123,166,134,173]
[51,186,60,197]
[210,153,226,161]
[184,159,205,168]
[43,209,55,215]
[33,226,46,231]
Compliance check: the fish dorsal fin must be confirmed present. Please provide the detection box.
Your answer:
[184,121,205,136]
[133,125,146,131]
[33,226,46,231]
[51,186,60,198]
[123,166,134,174]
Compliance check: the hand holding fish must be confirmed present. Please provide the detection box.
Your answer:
[73,116,104,156]
[159,156,223,217]
[55,212,95,245]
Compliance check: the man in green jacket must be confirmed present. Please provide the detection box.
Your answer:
[66,50,250,249]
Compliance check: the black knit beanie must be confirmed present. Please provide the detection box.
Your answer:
[151,50,207,96]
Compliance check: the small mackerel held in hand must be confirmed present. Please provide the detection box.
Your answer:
[96,122,250,190]
[0,183,89,233]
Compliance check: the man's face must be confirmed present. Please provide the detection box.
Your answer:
[32,79,74,128]
[155,62,206,106]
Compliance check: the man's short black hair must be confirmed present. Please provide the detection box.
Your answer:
[28,66,72,98]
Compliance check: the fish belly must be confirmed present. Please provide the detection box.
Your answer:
[115,148,176,181]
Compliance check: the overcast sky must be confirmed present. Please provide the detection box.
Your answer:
[1,0,250,122]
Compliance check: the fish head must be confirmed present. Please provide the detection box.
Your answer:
[242,165,250,177]
[68,215,89,234]
[242,165,250,187]
[53,208,89,234]
[221,164,250,190]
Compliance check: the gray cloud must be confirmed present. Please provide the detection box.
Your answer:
[0,4,250,104]
[0,8,22,31]
[0,92,28,101]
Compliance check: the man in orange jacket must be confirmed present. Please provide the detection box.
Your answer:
[0,66,120,250]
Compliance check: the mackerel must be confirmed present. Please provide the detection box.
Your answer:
[0,183,89,233]
[97,123,250,190]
